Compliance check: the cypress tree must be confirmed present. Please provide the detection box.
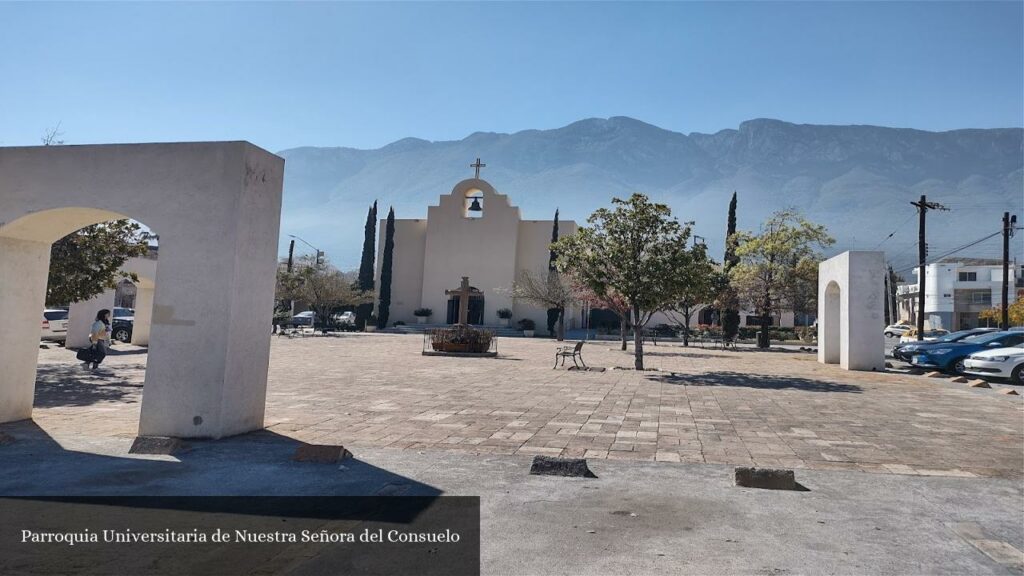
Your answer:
[722,192,741,339]
[548,209,559,271]
[356,201,377,328]
[547,209,562,336]
[377,207,395,328]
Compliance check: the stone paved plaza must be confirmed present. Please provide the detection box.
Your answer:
[25,334,1024,479]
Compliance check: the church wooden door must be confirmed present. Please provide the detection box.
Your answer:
[446,296,485,324]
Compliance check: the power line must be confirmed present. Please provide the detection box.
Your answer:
[893,229,1003,275]
[871,212,918,250]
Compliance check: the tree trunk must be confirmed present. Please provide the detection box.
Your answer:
[633,306,644,370]
[682,310,693,347]
[758,287,771,348]
[556,308,565,342]
[619,315,628,351]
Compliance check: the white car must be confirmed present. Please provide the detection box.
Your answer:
[41,309,69,342]
[963,344,1024,384]
[884,323,914,337]
[899,328,949,344]
[332,311,356,325]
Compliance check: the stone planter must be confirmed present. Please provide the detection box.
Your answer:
[365,325,377,333]
[523,330,534,337]
[416,316,429,324]
[498,318,510,327]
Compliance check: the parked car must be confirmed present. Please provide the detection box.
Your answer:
[113,307,135,321]
[892,328,999,361]
[899,328,949,343]
[41,309,69,342]
[883,323,914,338]
[909,331,1024,374]
[332,311,356,325]
[290,311,315,326]
[111,318,133,343]
[964,344,1024,384]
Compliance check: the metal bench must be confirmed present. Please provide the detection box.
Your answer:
[554,341,587,369]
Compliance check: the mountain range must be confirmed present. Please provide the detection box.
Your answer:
[277,117,1023,272]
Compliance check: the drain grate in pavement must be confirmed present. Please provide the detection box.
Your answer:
[292,443,353,463]
[529,456,597,478]
[735,467,808,491]
[129,436,185,455]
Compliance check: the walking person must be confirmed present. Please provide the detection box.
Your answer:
[84,309,111,370]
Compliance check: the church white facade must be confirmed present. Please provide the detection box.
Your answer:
[374,175,581,331]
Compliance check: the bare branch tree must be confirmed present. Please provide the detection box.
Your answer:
[41,122,65,146]
[505,269,579,341]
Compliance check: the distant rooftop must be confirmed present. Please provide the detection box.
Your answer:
[934,257,1004,267]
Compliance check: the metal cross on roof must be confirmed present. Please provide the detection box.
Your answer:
[470,158,486,179]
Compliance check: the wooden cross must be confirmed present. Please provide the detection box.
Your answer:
[470,158,486,179]
[445,276,473,325]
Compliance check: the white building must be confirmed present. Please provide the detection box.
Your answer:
[374,174,581,330]
[897,258,1018,330]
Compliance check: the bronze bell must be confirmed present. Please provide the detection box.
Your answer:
[468,197,483,212]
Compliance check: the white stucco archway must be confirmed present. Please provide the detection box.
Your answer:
[822,281,841,364]
[0,142,283,438]
[817,251,886,371]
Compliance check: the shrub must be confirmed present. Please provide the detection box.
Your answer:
[517,318,536,331]
[738,327,759,340]
[429,325,494,353]
[413,308,433,317]
[497,308,513,319]
[651,324,678,337]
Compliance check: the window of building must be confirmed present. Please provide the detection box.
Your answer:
[958,271,977,282]
[970,292,992,305]
[745,315,773,326]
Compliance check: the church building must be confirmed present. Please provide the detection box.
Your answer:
[374,162,580,331]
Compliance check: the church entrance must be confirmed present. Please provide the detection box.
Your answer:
[447,294,484,324]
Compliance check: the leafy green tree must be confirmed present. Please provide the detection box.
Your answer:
[282,257,372,332]
[786,256,820,341]
[355,201,377,328]
[377,207,396,328]
[730,209,834,348]
[665,245,723,347]
[554,193,700,369]
[721,191,741,339]
[46,221,150,306]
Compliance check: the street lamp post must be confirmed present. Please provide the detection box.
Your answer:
[287,234,324,328]
[288,234,324,267]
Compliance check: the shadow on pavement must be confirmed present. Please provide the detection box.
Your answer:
[33,365,144,408]
[0,421,443,499]
[647,371,863,393]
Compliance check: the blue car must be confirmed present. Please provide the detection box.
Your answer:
[892,327,998,361]
[910,331,1024,374]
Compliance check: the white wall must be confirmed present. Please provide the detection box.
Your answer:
[375,219,427,324]
[818,251,886,371]
[420,179,522,325]
[66,290,116,349]
[0,142,283,438]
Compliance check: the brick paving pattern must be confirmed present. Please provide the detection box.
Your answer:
[24,334,1024,478]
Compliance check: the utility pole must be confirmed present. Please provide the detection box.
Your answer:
[287,239,295,273]
[1002,212,1018,330]
[910,195,949,340]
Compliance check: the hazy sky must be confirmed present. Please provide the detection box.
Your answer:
[1,2,1021,152]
